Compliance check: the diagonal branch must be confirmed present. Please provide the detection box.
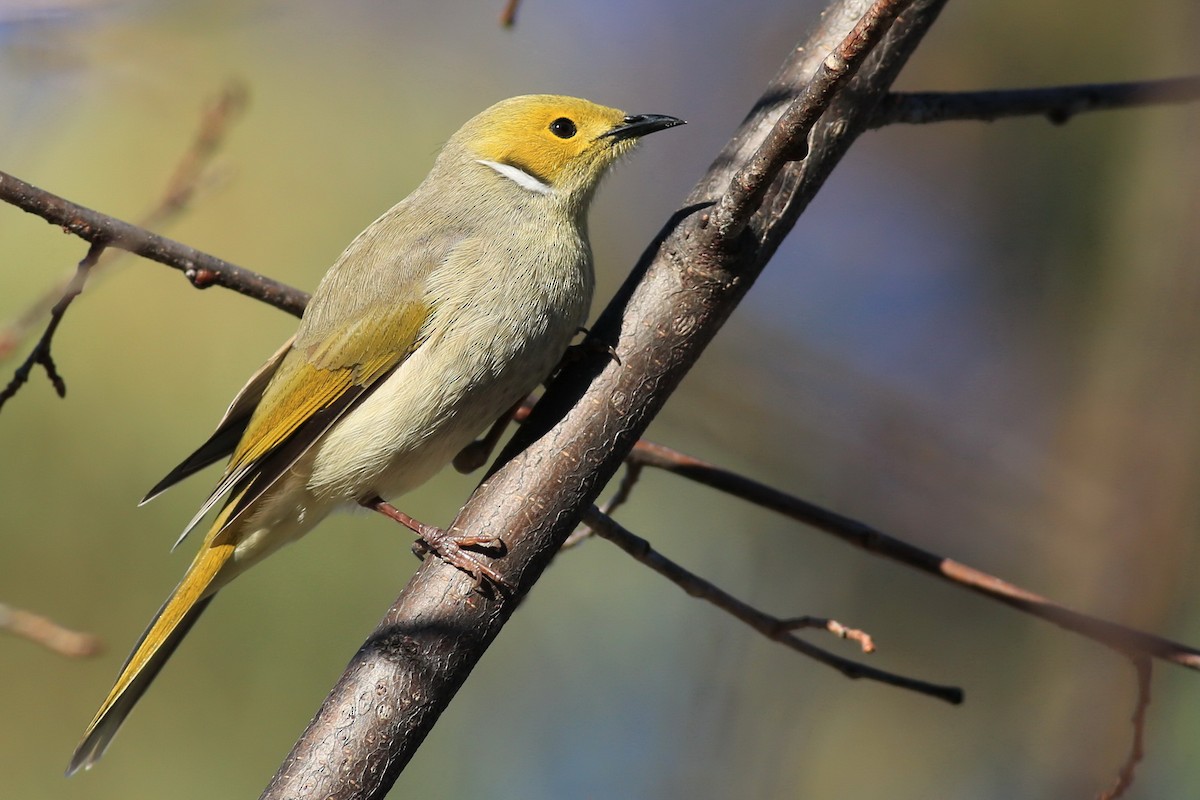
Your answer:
[0,82,249,363]
[499,0,521,27]
[1,83,253,411]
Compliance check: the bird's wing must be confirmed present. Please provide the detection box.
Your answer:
[171,299,432,550]
[165,198,461,549]
[141,335,296,505]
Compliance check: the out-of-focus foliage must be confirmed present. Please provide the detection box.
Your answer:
[1,1,1197,798]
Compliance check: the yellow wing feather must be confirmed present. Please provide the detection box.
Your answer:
[227,301,429,475]
[170,301,432,550]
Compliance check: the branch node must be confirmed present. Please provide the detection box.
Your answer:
[186,265,217,289]
[1046,108,1073,126]
[782,616,877,653]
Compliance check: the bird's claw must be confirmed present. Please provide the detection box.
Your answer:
[413,527,511,592]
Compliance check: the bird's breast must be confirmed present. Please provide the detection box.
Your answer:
[307,240,593,504]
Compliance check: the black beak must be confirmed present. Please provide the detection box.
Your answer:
[602,113,686,142]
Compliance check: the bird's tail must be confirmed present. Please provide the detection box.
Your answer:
[66,527,237,775]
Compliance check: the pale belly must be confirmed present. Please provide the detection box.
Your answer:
[307,317,571,502]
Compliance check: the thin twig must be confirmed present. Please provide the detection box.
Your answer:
[452,398,527,474]
[499,0,520,27]
[0,169,308,316]
[583,507,963,704]
[1098,657,1152,800]
[627,440,1200,671]
[0,602,102,658]
[0,242,103,410]
[155,81,249,216]
[872,76,1200,127]
[562,462,643,549]
[0,81,249,362]
[710,0,913,239]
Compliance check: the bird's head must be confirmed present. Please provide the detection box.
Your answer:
[445,94,683,208]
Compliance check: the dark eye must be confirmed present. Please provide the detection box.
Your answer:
[549,117,577,139]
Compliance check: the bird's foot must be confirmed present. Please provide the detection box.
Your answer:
[410,526,509,591]
[361,496,510,591]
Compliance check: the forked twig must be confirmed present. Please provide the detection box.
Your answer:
[0,243,102,410]
[0,83,260,412]
[0,81,250,363]
[625,440,1200,671]
[583,507,962,704]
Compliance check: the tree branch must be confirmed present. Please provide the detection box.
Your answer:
[499,0,521,27]
[1098,657,1152,800]
[0,83,255,411]
[0,81,249,363]
[624,440,1200,671]
[0,602,102,658]
[582,507,963,704]
[710,0,909,239]
[2,5,1190,796]
[0,244,101,410]
[0,170,308,317]
[872,76,1200,126]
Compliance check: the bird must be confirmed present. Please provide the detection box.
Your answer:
[67,94,683,774]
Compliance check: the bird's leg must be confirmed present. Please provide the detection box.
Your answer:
[359,496,510,590]
[452,398,528,474]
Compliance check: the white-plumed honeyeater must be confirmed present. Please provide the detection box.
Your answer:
[67,94,683,773]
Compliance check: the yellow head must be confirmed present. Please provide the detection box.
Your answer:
[441,94,683,208]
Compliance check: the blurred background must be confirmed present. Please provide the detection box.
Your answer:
[1,1,1198,797]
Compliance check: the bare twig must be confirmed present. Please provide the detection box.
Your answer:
[0,170,308,317]
[155,81,249,217]
[873,76,1200,127]
[452,398,526,474]
[1098,657,1152,800]
[499,0,520,27]
[583,507,960,703]
[1,83,253,411]
[3,0,1185,793]
[0,243,102,410]
[627,440,1200,671]
[0,82,250,362]
[0,602,102,658]
[562,461,644,549]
